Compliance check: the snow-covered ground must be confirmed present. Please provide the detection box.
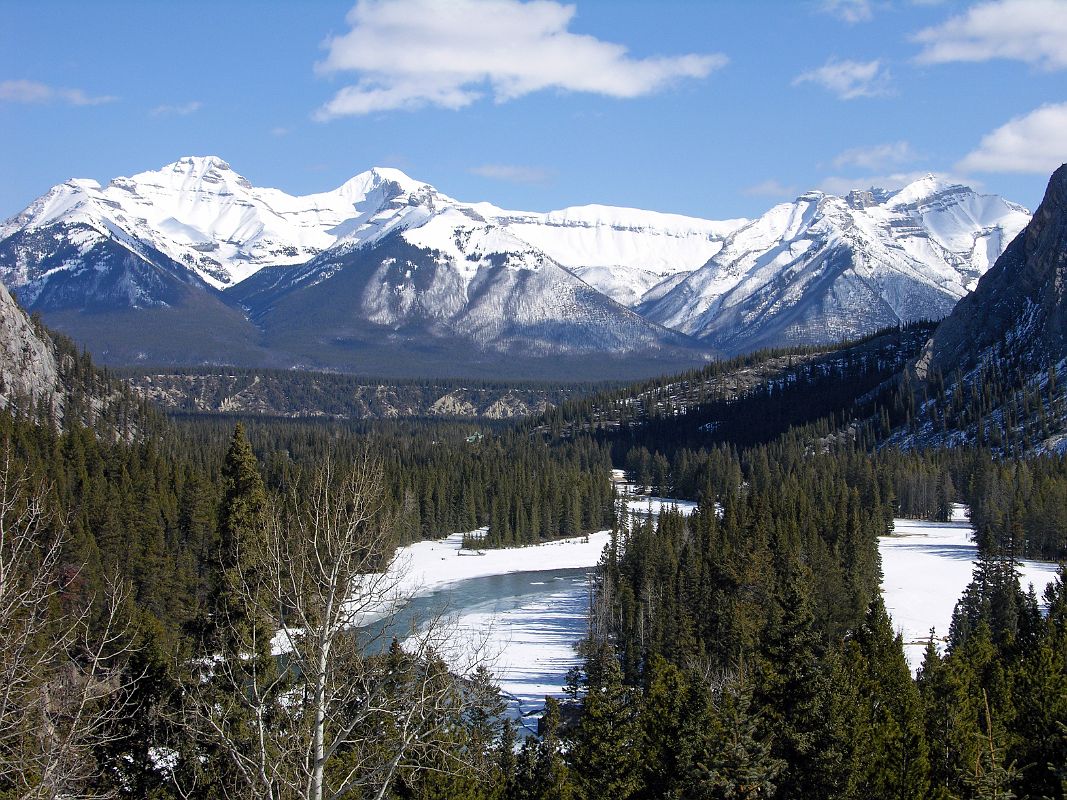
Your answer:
[390,487,696,724]
[880,504,1060,672]
[393,530,610,598]
[623,495,699,518]
[379,498,1061,721]
[612,469,700,519]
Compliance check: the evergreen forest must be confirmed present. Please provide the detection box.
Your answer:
[2,325,1066,799]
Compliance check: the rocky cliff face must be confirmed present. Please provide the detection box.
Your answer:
[125,370,560,419]
[0,282,61,418]
[918,163,1067,379]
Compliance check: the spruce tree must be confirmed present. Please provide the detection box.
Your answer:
[853,597,930,799]
[193,423,283,795]
[212,421,271,651]
[567,649,640,800]
[534,698,574,800]
[704,681,785,800]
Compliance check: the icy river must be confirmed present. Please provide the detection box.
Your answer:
[880,504,1060,670]
[377,501,1061,723]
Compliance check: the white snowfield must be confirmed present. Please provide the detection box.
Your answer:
[393,529,611,599]
[879,504,1060,672]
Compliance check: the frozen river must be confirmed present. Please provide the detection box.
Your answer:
[377,501,1060,723]
[376,494,696,725]
[879,504,1061,671]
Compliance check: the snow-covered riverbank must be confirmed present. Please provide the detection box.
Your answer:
[880,504,1060,672]
[392,493,697,723]
[393,530,610,598]
[389,497,1062,717]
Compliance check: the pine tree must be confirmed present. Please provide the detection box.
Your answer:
[962,691,1018,800]
[852,597,930,799]
[756,567,839,800]
[534,698,574,800]
[703,680,785,800]
[212,422,271,650]
[190,423,283,796]
[567,649,640,800]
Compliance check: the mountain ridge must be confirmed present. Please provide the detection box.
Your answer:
[639,175,1029,355]
[0,157,1032,377]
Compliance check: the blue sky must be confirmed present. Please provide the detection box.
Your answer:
[2,0,1065,220]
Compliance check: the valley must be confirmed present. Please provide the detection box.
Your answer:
[2,3,1066,791]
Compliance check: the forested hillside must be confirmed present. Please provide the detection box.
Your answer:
[3,302,1066,797]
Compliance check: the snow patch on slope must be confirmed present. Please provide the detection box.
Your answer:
[642,176,1030,351]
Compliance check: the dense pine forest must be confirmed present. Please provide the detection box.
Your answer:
[551,443,1067,800]
[2,324,1066,799]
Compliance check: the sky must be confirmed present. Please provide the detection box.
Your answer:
[1,0,1065,221]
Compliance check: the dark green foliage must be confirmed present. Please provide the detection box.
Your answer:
[849,598,930,800]
[566,648,640,800]
[5,313,1067,799]
[211,422,271,650]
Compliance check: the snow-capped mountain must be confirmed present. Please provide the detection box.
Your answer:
[916,164,1067,381]
[639,176,1030,354]
[0,157,1033,376]
[0,156,740,307]
[0,157,433,294]
[230,182,701,368]
[891,164,1067,452]
[0,157,710,376]
[485,205,747,307]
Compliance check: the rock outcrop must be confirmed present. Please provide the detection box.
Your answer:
[922,163,1067,378]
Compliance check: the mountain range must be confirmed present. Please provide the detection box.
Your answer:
[0,156,1030,378]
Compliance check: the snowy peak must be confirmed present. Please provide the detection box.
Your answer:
[480,203,748,307]
[150,155,250,187]
[0,158,459,293]
[0,156,746,304]
[640,177,1031,354]
[882,174,957,208]
[330,166,437,209]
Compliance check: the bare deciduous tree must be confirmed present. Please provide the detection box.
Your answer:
[176,454,499,800]
[0,450,137,800]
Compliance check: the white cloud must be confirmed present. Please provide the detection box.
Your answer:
[833,141,918,170]
[913,0,1067,70]
[792,58,891,99]
[742,179,798,198]
[271,126,291,137]
[818,0,874,23]
[0,79,116,106]
[314,0,727,118]
[469,164,552,184]
[957,102,1067,174]
[150,101,202,117]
